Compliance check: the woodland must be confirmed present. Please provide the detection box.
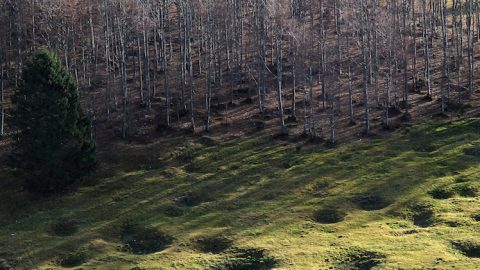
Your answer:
[0,0,479,269]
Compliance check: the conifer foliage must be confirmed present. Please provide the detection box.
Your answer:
[11,49,96,194]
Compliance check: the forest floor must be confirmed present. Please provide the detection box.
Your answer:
[0,116,479,269]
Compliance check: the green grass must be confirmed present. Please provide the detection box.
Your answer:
[0,118,479,269]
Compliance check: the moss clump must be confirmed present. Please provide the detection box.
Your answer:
[58,251,87,267]
[452,240,480,258]
[213,248,278,270]
[195,235,233,254]
[313,208,347,224]
[50,218,78,236]
[121,224,173,254]
[429,186,455,199]
[352,194,391,211]
[337,247,386,270]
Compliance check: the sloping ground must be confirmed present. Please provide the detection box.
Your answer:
[0,118,479,269]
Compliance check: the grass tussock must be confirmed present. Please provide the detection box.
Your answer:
[313,208,347,224]
[212,248,278,270]
[120,224,174,254]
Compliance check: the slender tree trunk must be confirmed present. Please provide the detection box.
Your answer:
[467,0,474,94]
[360,0,370,134]
[403,0,410,115]
[275,32,286,134]
[0,63,4,137]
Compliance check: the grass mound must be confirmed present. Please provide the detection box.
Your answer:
[352,194,391,211]
[337,247,386,270]
[213,248,278,270]
[429,186,455,199]
[313,208,347,224]
[195,235,233,254]
[452,240,480,258]
[50,218,78,236]
[120,224,173,254]
[309,181,329,197]
[58,251,87,268]
[454,184,478,197]
[411,203,436,227]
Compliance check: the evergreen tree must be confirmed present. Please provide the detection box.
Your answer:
[11,49,97,194]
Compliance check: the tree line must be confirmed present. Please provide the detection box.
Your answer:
[0,0,478,143]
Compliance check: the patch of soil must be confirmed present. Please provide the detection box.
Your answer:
[175,190,215,207]
[400,112,412,122]
[444,220,463,227]
[352,194,391,211]
[454,176,469,183]
[422,95,433,102]
[50,218,78,236]
[309,181,329,197]
[337,247,386,270]
[272,130,289,141]
[195,235,233,254]
[392,229,419,236]
[212,248,278,270]
[432,111,450,119]
[446,100,472,115]
[313,208,347,224]
[454,184,478,197]
[286,115,297,123]
[387,106,403,118]
[429,186,455,199]
[452,240,480,258]
[198,135,218,146]
[249,119,266,131]
[411,203,436,228]
[58,251,88,268]
[121,224,173,254]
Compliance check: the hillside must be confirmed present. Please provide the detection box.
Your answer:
[1,117,479,269]
[3,1,480,269]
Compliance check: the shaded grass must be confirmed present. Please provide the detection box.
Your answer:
[452,239,480,258]
[0,119,479,269]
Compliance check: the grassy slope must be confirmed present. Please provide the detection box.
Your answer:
[0,118,479,269]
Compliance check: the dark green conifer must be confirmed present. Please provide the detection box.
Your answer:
[11,49,96,194]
